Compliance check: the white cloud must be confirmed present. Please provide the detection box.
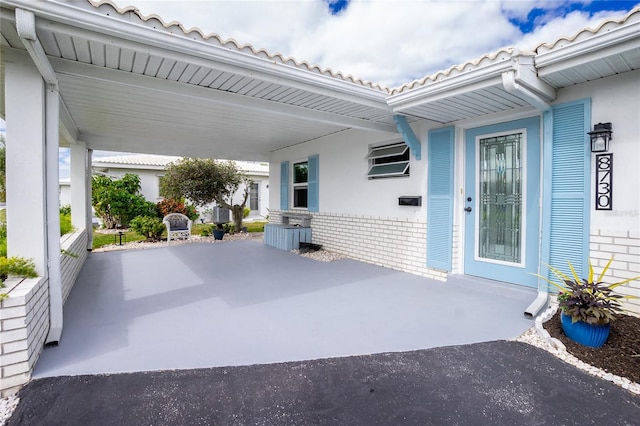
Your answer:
[112,0,637,88]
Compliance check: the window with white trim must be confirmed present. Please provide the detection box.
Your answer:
[367,142,410,179]
[293,161,308,208]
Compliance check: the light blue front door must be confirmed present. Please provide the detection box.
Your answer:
[464,117,541,288]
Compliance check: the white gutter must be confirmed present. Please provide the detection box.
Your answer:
[500,55,556,318]
[16,8,63,344]
[501,71,552,112]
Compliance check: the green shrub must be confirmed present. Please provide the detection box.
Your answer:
[60,213,73,236]
[0,224,6,258]
[59,205,72,215]
[129,215,165,240]
[243,207,250,219]
[185,202,199,221]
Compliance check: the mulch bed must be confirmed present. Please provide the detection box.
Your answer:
[544,311,640,384]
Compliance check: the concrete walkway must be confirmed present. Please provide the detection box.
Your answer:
[35,240,537,378]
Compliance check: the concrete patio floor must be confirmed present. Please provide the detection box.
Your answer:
[34,240,538,378]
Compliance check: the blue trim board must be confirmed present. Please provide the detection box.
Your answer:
[426,126,454,270]
[394,115,421,160]
[541,98,591,282]
[280,161,289,210]
[307,155,319,212]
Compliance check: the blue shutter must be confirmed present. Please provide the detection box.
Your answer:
[427,127,455,270]
[542,99,591,281]
[280,161,289,211]
[307,155,319,212]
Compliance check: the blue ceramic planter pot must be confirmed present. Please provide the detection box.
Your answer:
[213,229,225,240]
[561,313,611,348]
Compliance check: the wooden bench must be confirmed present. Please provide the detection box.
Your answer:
[163,213,192,242]
[264,213,313,251]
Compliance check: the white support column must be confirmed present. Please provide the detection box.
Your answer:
[70,142,88,231]
[45,86,63,344]
[86,149,93,250]
[5,60,47,274]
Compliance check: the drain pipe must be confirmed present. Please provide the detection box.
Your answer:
[17,8,63,343]
[502,65,554,318]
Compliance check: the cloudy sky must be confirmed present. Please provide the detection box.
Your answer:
[1,0,638,178]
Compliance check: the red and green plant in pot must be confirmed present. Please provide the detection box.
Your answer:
[540,257,639,348]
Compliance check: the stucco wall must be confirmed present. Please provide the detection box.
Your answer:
[270,126,430,221]
[555,70,640,314]
[555,69,640,233]
[269,70,640,312]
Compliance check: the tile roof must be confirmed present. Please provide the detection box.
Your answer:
[92,154,269,175]
[390,6,639,95]
[535,7,640,54]
[93,154,181,167]
[89,0,388,93]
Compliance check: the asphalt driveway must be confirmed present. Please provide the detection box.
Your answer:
[10,341,640,425]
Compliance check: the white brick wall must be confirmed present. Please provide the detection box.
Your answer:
[590,229,640,315]
[0,276,49,397]
[61,230,89,303]
[0,231,88,396]
[272,211,447,280]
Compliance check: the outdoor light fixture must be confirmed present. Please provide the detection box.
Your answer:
[588,122,613,153]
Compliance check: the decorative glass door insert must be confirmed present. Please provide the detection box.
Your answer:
[477,132,523,264]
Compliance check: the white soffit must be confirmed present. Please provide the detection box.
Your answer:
[387,49,534,123]
[0,0,397,161]
[535,7,640,87]
[387,7,640,124]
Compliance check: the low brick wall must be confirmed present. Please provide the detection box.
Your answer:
[0,230,89,396]
[0,276,49,397]
[271,211,447,280]
[61,230,89,303]
[590,229,640,315]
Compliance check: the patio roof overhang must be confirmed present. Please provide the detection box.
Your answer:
[0,0,398,161]
[387,8,640,124]
[386,49,554,124]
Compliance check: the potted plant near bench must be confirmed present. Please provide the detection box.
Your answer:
[541,257,640,348]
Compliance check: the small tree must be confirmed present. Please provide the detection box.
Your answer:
[92,173,157,229]
[160,158,252,232]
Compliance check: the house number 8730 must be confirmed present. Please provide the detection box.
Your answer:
[595,153,613,210]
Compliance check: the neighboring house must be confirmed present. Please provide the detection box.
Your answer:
[1,1,638,396]
[59,177,71,207]
[91,154,270,220]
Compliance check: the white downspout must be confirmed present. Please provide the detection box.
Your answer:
[501,65,554,318]
[17,8,63,343]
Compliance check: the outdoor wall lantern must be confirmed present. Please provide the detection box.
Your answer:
[588,122,613,153]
